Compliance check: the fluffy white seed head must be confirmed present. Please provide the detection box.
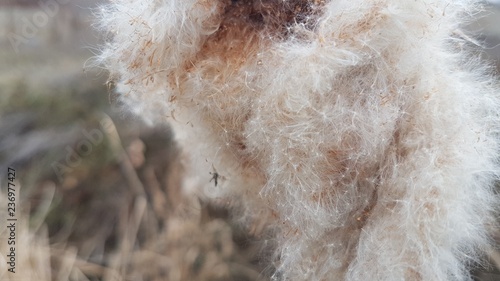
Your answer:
[97,0,500,280]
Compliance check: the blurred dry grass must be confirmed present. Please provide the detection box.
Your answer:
[0,45,268,281]
[0,1,499,281]
[0,2,268,281]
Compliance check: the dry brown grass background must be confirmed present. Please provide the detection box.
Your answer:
[0,1,499,280]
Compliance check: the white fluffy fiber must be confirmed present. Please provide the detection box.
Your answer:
[97,0,500,280]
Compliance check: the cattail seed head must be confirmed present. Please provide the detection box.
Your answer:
[97,0,500,280]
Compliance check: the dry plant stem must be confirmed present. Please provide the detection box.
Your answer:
[144,166,170,218]
[30,182,56,233]
[114,196,147,278]
[100,113,146,197]
[55,246,78,281]
[55,250,109,278]
[97,0,500,280]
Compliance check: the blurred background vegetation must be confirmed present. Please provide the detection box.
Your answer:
[0,1,499,280]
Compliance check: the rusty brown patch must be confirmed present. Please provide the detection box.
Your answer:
[188,0,326,73]
[336,5,386,41]
[354,188,377,228]
[222,0,324,36]
[197,20,262,72]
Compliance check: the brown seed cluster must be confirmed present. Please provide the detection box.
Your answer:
[220,0,324,38]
